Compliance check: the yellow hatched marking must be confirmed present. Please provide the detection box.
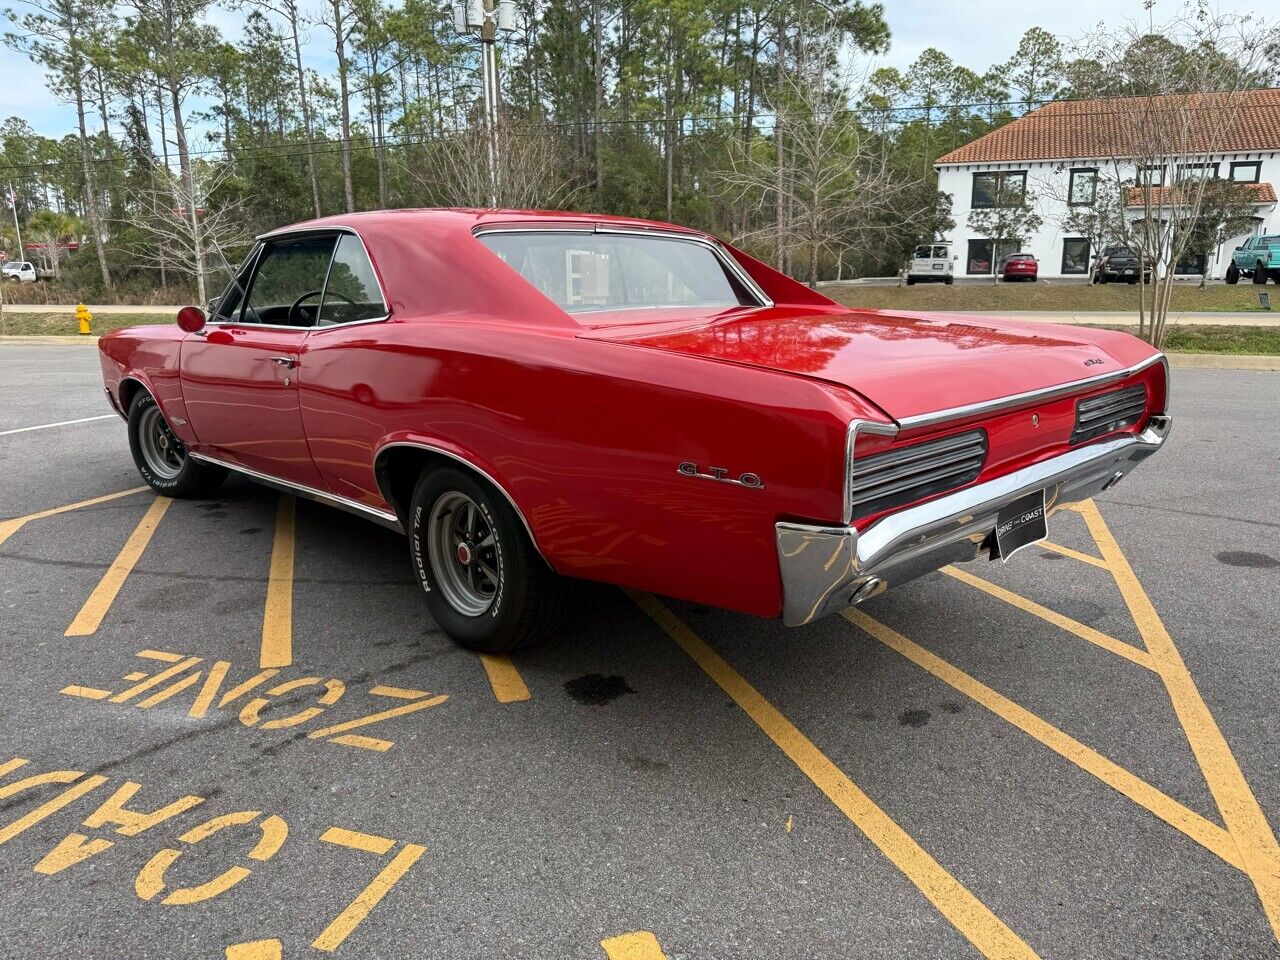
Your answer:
[601,930,671,959]
[65,497,172,636]
[843,608,1241,870]
[320,827,396,856]
[942,566,1156,671]
[260,496,296,669]
[1078,500,1280,940]
[1038,540,1109,569]
[60,686,113,700]
[138,649,184,662]
[328,734,394,752]
[631,590,1039,960]
[0,486,148,548]
[479,654,531,703]
[225,941,282,960]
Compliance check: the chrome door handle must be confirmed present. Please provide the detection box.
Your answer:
[269,356,298,368]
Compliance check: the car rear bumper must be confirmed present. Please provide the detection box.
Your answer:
[775,415,1172,626]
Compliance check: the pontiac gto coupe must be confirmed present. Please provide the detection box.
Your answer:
[98,209,1171,652]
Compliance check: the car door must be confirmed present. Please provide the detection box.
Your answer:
[180,232,337,489]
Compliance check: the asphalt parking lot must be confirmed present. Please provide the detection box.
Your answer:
[1,342,1278,960]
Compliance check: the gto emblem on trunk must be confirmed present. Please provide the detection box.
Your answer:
[678,462,765,489]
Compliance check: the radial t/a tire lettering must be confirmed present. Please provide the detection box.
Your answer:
[408,466,569,653]
[127,391,226,498]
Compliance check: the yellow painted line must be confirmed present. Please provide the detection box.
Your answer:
[1038,540,1109,569]
[225,941,282,960]
[311,843,426,952]
[260,495,296,669]
[138,649,184,662]
[329,734,394,752]
[0,486,148,548]
[631,590,1039,960]
[65,497,172,637]
[1079,500,1280,940]
[843,607,1242,871]
[60,686,112,700]
[941,566,1157,672]
[320,827,396,856]
[601,930,670,959]
[110,657,202,703]
[479,653,531,702]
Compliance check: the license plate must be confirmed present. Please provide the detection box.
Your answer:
[932,263,942,270]
[1124,269,1135,274]
[994,490,1047,562]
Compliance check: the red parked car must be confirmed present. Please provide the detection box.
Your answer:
[1001,252,1038,281]
[98,209,1171,652]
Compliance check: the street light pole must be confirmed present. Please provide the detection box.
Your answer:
[7,182,22,258]
[452,0,516,208]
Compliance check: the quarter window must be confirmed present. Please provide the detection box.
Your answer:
[971,171,1026,209]
[318,234,387,325]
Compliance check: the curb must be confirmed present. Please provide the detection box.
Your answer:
[1167,353,1279,371]
[0,335,100,345]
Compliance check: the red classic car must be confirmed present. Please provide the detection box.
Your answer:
[98,209,1171,653]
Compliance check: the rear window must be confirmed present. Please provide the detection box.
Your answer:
[1008,254,1034,261]
[477,232,756,314]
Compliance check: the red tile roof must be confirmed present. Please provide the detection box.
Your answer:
[1123,181,1277,207]
[937,89,1280,165]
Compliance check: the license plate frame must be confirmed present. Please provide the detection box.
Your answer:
[993,489,1048,562]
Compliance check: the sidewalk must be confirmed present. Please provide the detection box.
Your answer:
[1,303,177,314]
[946,310,1280,328]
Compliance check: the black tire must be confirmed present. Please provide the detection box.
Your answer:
[944,277,953,285]
[1254,262,1268,284]
[127,391,226,497]
[408,466,569,653]
[1226,263,1239,284]
[1098,272,1109,284]
[905,277,915,286]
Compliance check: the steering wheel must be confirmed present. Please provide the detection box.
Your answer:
[287,289,357,327]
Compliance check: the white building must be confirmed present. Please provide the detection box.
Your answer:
[935,89,1280,279]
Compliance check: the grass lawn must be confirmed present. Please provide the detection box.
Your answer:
[1,308,1276,354]
[0,311,164,337]
[825,281,1277,313]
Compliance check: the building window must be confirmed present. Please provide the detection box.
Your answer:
[971,171,1027,209]
[1176,162,1218,181]
[1061,238,1091,275]
[967,239,1019,275]
[1230,161,1261,183]
[1137,165,1165,187]
[1068,168,1098,206]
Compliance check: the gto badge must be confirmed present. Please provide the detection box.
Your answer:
[1084,357,1106,366]
[678,461,765,489]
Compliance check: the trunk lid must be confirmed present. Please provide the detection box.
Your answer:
[586,307,1130,424]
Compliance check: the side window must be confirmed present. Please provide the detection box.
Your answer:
[318,234,387,325]
[240,234,337,327]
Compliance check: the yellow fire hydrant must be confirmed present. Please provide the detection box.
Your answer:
[76,303,92,335]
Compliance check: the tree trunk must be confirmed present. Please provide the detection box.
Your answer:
[287,3,321,218]
[332,0,356,213]
[593,0,603,192]
[72,69,112,288]
[168,79,205,305]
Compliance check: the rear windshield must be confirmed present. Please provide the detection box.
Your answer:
[477,232,756,314]
[1008,254,1034,261]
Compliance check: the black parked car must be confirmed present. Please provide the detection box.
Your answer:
[1091,246,1151,285]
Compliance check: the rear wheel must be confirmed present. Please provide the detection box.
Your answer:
[1226,263,1239,284]
[127,391,225,497]
[1254,261,1268,284]
[905,277,915,285]
[408,467,569,653]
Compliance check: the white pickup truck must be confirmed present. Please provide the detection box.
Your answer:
[2,260,39,283]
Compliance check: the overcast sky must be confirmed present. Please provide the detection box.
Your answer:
[0,0,1263,140]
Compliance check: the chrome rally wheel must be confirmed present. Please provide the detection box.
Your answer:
[426,491,499,617]
[126,391,225,497]
[136,402,186,481]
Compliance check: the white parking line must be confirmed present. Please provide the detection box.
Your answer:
[0,414,116,436]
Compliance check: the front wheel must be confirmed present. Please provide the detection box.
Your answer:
[408,467,569,653]
[127,391,225,497]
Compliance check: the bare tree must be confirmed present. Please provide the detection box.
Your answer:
[121,159,251,299]
[1072,4,1277,345]
[722,48,928,285]
[967,182,1044,282]
[405,121,582,211]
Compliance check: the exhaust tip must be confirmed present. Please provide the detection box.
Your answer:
[849,577,885,606]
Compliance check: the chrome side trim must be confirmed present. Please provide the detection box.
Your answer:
[372,441,548,563]
[777,415,1172,627]
[474,224,774,310]
[895,353,1167,431]
[842,418,900,524]
[189,452,403,532]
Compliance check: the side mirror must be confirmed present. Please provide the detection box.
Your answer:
[953,255,959,260]
[176,305,206,333]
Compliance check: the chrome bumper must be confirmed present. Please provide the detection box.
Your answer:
[776,415,1172,626]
